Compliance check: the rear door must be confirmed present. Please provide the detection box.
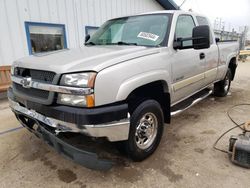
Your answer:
[171,14,206,104]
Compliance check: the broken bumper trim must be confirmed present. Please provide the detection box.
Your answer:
[9,99,130,142]
[14,113,114,171]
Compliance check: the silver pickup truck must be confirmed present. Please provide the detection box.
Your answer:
[8,10,239,170]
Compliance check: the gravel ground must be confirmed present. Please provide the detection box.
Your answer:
[0,60,250,188]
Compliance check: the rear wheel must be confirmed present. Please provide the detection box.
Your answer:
[121,99,164,161]
[213,69,232,97]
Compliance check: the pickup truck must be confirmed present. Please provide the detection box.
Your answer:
[8,10,239,170]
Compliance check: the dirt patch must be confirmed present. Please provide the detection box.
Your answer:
[40,156,57,170]
[74,181,87,188]
[194,148,205,154]
[16,134,51,162]
[200,130,216,135]
[183,135,196,144]
[139,147,183,183]
[113,166,141,183]
[149,158,183,182]
[57,169,77,183]
[176,113,201,124]
[161,166,183,182]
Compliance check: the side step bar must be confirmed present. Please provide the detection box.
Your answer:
[171,88,213,116]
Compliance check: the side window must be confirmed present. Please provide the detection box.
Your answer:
[196,16,213,44]
[196,16,209,25]
[175,15,195,47]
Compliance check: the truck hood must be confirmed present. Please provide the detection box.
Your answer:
[14,46,160,73]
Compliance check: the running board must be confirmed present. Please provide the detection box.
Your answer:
[171,88,213,116]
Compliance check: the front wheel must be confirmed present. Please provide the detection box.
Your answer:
[122,99,164,161]
[213,69,232,97]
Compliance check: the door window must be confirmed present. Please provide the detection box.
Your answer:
[175,15,196,47]
[196,16,214,44]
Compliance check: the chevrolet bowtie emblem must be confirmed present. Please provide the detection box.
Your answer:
[20,77,32,88]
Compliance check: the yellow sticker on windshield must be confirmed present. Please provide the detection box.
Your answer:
[137,32,159,41]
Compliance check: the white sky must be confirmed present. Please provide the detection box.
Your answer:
[174,0,250,37]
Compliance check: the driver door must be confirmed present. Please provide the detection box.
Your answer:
[171,14,206,103]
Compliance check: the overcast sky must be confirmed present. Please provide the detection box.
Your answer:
[174,0,250,37]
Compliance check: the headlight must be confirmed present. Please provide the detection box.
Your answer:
[60,72,96,88]
[57,94,94,107]
[59,72,96,107]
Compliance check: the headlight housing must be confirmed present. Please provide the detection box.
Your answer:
[58,72,96,107]
[60,72,96,88]
[57,94,94,107]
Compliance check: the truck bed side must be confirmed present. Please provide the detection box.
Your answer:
[216,41,239,81]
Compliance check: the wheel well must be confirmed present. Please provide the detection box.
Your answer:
[228,57,237,80]
[126,81,171,124]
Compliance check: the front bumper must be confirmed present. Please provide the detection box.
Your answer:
[9,99,130,142]
[15,113,114,170]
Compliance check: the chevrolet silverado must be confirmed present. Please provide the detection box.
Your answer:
[8,10,239,170]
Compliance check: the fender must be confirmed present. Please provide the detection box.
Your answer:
[116,70,171,101]
[221,53,237,79]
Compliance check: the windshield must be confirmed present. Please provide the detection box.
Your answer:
[87,14,171,47]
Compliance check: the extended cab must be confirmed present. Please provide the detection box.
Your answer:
[8,10,239,170]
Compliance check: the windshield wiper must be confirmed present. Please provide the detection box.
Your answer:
[85,41,138,46]
[117,41,138,46]
[85,41,96,45]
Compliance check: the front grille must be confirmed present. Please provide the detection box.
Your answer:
[14,68,55,83]
[14,83,49,99]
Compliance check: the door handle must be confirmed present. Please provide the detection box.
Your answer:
[200,53,205,59]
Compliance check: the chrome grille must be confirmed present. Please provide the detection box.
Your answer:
[14,68,55,83]
[14,83,49,99]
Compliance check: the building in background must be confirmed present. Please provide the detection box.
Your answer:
[0,0,180,67]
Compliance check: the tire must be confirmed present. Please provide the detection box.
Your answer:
[122,99,164,161]
[213,69,232,97]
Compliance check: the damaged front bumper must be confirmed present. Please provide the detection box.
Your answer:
[19,119,114,170]
[8,91,130,170]
[8,99,127,170]
[9,100,130,142]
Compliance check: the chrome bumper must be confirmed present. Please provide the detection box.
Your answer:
[9,99,130,142]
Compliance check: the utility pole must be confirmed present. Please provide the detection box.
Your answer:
[219,18,222,30]
[240,26,248,50]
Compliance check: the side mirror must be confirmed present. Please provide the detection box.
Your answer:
[173,25,210,50]
[173,38,183,49]
[85,34,90,43]
[192,25,210,49]
[215,37,220,43]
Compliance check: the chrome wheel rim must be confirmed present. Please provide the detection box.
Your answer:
[224,76,230,91]
[135,112,158,150]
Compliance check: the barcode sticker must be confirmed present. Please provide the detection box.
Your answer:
[137,32,159,41]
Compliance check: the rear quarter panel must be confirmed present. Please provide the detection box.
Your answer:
[216,41,239,80]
